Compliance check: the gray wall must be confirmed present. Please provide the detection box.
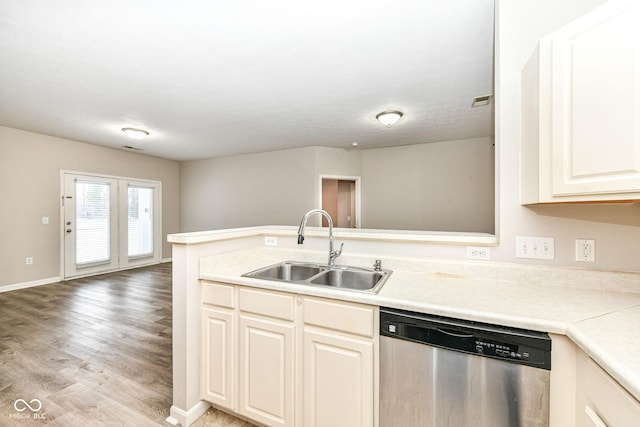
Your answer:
[361,137,494,232]
[0,126,180,287]
[180,147,319,231]
[179,140,495,233]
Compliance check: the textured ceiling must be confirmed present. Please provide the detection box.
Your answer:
[0,1,495,161]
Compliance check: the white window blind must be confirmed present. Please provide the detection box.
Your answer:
[127,185,153,258]
[75,181,111,265]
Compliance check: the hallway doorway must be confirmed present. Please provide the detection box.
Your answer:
[319,175,360,228]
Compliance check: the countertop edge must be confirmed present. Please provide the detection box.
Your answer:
[200,272,570,334]
[567,314,640,402]
[168,226,499,246]
[198,247,640,403]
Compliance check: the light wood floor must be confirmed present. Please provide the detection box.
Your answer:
[0,264,253,427]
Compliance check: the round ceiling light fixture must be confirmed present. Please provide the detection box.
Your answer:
[122,127,149,140]
[375,110,403,127]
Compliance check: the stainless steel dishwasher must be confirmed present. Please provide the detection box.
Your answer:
[380,308,552,427]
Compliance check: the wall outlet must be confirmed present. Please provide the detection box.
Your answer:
[576,239,595,262]
[516,236,555,260]
[26,257,33,265]
[42,216,49,224]
[466,246,491,261]
[264,236,278,246]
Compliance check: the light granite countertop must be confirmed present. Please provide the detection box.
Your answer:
[199,246,640,402]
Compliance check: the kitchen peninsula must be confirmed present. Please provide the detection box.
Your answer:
[167,226,640,427]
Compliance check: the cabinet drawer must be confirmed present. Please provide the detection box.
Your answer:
[239,288,295,321]
[303,297,375,338]
[582,357,640,426]
[202,282,235,308]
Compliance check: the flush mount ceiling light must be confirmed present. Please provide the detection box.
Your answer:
[121,127,149,140]
[375,110,403,127]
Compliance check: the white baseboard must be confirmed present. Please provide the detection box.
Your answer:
[164,415,180,426]
[167,401,210,426]
[0,277,61,294]
[2,260,171,294]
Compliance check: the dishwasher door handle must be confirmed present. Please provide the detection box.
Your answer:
[435,327,474,338]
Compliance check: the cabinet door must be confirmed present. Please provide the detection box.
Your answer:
[238,315,295,427]
[201,306,235,410]
[304,328,373,427]
[550,0,640,197]
[576,351,640,426]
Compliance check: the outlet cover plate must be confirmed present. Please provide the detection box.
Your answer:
[576,239,595,262]
[264,236,278,246]
[516,236,555,260]
[466,246,491,261]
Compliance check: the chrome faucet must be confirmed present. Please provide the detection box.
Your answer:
[297,209,343,268]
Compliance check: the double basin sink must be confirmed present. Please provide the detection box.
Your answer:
[242,261,391,294]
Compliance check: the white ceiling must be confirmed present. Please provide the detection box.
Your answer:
[0,1,495,161]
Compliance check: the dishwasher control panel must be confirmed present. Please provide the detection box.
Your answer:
[474,338,537,363]
[381,308,552,370]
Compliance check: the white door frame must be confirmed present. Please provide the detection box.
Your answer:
[62,173,120,278]
[317,175,361,229]
[60,170,162,280]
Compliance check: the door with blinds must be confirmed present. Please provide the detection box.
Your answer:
[63,173,161,279]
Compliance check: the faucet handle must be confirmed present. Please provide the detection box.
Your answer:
[328,242,344,268]
[373,259,382,271]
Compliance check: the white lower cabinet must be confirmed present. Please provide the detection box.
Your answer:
[576,350,640,426]
[201,283,236,411]
[303,329,373,427]
[238,315,295,426]
[302,296,376,427]
[200,281,377,427]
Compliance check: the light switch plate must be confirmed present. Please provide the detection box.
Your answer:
[516,236,555,260]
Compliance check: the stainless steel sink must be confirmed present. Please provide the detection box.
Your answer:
[309,269,386,291]
[248,262,326,281]
[242,261,391,294]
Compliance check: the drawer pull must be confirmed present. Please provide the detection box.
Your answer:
[585,406,608,427]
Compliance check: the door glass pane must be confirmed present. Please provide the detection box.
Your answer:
[76,181,110,265]
[128,186,153,257]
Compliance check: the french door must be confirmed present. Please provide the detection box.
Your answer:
[62,173,161,279]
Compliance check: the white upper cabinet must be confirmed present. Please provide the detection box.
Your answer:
[521,0,640,203]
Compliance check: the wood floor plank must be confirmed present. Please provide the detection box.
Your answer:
[0,263,173,427]
[0,262,253,427]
